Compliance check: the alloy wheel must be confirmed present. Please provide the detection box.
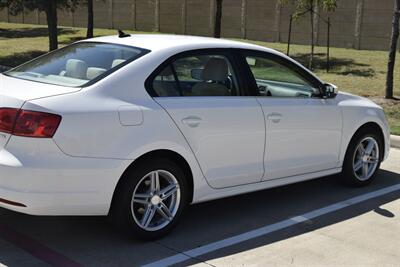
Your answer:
[352,137,379,181]
[130,170,181,231]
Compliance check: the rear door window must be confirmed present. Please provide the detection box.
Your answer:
[151,53,240,97]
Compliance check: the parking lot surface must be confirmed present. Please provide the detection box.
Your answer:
[1,149,399,267]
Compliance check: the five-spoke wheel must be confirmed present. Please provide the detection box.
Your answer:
[343,129,382,186]
[352,137,380,181]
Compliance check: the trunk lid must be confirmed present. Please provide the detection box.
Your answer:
[0,74,80,148]
[0,73,81,102]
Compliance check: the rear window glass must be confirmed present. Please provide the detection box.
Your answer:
[5,42,148,87]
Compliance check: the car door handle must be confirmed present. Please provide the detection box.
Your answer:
[267,113,282,123]
[182,116,202,127]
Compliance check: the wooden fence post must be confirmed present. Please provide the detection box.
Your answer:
[70,9,75,27]
[109,0,114,29]
[241,0,247,39]
[131,0,136,30]
[273,0,282,42]
[209,0,215,36]
[154,0,160,32]
[354,0,364,49]
[181,0,187,35]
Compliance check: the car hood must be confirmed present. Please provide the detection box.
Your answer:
[335,91,382,109]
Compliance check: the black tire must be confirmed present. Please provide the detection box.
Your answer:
[342,128,383,186]
[109,158,189,240]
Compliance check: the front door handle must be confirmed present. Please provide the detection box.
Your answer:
[182,116,202,127]
[267,113,282,123]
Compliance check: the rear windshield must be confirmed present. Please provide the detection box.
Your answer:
[5,42,149,87]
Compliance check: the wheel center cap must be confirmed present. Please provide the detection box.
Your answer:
[362,155,369,162]
[151,195,161,205]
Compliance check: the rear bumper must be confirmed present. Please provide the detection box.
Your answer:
[0,183,106,215]
[0,137,130,215]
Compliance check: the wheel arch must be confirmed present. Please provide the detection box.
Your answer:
[346,121,385,160]
[109,149,194,215]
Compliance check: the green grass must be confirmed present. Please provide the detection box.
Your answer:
[0,22,399,134]
[0,22,153,66]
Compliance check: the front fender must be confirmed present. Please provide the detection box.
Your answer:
[339,106,390,164]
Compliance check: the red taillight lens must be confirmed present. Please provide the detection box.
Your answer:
[0,108,19,133]
[14,110,62,138]
[0,108,61,138]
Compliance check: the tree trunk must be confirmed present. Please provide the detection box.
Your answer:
[45,1,58,51]
[214,0,223,38]
[386,0,400,99]
[309,5,314,70]
[87,0,94,38]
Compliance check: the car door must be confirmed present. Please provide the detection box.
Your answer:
[239,50,342,180]
[147,49,265,189]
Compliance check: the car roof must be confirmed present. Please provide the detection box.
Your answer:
[80,34,323,85]
[83,34,280,54]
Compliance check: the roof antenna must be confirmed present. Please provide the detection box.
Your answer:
[118,29,131,38]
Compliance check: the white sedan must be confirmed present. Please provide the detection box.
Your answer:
[0,34,390,239]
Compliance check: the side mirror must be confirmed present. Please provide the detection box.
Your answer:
[321,83,338,99]
[191,69,203,80]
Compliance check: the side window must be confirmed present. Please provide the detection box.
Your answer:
[152,65,180,97]
[245,55,319,98]
[152,54,239,97]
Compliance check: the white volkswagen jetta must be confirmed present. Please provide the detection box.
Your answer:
[0,34,390,239]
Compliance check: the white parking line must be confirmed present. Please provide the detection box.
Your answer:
[143,183,400,267]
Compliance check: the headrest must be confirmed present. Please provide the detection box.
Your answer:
[87,67,106,80]
[159,66,173,76]
[112,59,126,68]
[65,59,88,79]
[202,58,228,82]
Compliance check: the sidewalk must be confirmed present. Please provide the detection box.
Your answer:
[391,135,400,148]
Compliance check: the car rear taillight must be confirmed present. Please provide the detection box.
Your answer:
[0,108,61,138]
[0,108,19,133]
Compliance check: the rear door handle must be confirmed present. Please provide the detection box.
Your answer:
[267,113,282,123]
[182,116,202,127]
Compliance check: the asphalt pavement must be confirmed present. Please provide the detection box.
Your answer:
[1,149,399,267]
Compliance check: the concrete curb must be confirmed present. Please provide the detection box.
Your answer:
[391,135,400,149]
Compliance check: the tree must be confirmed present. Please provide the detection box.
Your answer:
[386,0,400,99]
[282,0,336,69]
[0,0,78,51]
[214,0,223,38]
[86,0,93,38]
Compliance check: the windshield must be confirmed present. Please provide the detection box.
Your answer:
[6,42,148,87]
